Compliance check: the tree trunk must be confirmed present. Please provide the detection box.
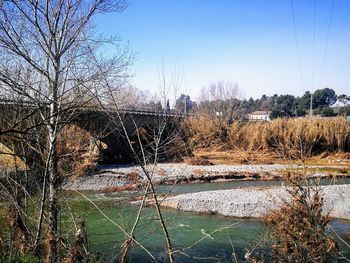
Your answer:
[47,111,59,263]
[47,60,60,262]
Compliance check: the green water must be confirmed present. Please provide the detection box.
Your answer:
[63,179,350,262]
[64,194,265,262]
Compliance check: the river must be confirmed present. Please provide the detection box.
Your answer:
[63,178,350,262]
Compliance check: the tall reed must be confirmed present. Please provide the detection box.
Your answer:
[185,117,350,157]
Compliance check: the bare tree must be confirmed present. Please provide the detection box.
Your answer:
[197,81,243,122]
[87,81,176,263]
[112,86,162,111]
[0,0,132,261]
[158,61,185,110]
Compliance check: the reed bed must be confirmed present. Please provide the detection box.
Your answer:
[184,117,350,158]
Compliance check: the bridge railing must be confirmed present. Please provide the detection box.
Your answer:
[82,105,200,118]
[0,99,208,118]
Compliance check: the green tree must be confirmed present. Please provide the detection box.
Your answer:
[174,94,193,113]
[320,107,336,117]
[270,94,296,119]
[338,94,350,107]
[313,88,337,109]
[297,91,312,114]
[166,99,171,112]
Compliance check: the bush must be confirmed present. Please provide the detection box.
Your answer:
[57,124,102,178]
[264,175,338,262]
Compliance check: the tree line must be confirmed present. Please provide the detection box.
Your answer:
[172,84,350,120]
[79,79,350,120]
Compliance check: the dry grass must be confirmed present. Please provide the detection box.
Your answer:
[183,118,229,148]
[193,148,278,165]
[1,124,104,176]
[57,124,106,178]
[263,175,339,262]
[193,148,350,168]
[304,152,350,166]
[125,172,142,181]
[277,166,350,177]
[184,156,214,165]
[185,117,350,161]
[0,143,27,170]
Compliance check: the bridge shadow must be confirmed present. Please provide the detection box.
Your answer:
[73,109,189,164]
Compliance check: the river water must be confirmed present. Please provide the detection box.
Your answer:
[64,178,350,262]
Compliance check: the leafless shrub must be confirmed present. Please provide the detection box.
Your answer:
[57,124,101,178]
[264,174,339,262]
[62,221,90,263]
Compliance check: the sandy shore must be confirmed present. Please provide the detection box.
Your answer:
[160,184,350,220]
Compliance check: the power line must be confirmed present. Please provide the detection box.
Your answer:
[290,0,305,92]
[318,0,335,90]
[311,0,316,92]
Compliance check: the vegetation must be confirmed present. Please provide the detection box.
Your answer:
[57,124,102,178]
[0,0,348,262]
[263,175,339,262]
[175,87,350,120]
[0,0,132,262]
[185,117,350,158]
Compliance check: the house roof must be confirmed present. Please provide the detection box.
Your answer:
[250,111,269,115]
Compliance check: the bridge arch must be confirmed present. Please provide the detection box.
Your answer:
[0,100,190,166]
[71,109,188,163]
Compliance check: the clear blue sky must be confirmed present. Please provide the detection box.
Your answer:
[96,0,350,101]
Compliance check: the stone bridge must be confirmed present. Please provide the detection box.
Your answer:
[0,100,191,165]
[73,107,189,163]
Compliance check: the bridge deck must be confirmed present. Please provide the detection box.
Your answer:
[0,99,207,118]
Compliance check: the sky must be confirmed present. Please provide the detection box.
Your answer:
[95,0,350,102]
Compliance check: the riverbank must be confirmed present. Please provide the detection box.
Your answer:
[159,184,350,220]
[63,163,350,191]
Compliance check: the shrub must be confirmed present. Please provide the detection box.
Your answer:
[57,124,103,178]
[264,175,338,262]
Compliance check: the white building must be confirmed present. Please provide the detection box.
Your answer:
[248,111,270,121]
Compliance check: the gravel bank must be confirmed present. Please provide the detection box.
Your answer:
[63,163,348,191]
[160,184,350,219]
[63,163,289,191]
[63,173,132,191]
